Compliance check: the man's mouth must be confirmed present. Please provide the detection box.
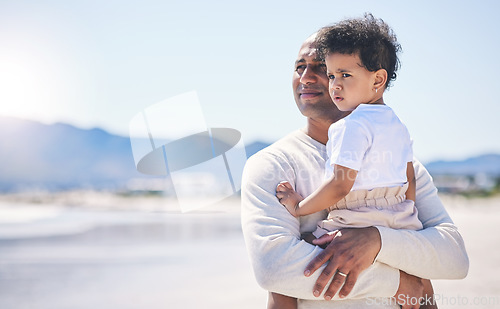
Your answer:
[299,89,322,99]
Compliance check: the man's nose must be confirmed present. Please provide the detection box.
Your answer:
[299,65,318,84]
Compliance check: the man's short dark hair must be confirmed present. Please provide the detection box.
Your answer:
[315,13,401,88]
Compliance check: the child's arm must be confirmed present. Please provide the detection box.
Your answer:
[406,161,416,202]
[297,165,356,216]
[276,164,356,217]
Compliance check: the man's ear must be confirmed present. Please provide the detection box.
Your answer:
[373,69,388,91]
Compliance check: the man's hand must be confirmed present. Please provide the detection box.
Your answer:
[394,271,424,309]
[304,227,381,300]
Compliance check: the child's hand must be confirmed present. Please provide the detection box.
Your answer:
[276,181,303,217]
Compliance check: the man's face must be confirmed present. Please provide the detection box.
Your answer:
[292,36,341,121]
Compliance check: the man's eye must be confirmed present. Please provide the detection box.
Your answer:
[296,65,306,74]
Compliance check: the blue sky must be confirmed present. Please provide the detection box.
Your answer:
[0,0,499,163]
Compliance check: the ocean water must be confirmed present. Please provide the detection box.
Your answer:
[0,200,267,309]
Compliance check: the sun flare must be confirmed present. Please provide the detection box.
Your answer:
[0,51,56,120]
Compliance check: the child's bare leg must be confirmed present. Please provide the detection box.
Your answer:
[420,279,438,309]
[268,292,297,309]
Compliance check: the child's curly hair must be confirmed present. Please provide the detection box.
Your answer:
[315,13,401,88]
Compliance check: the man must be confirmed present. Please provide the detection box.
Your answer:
[241,33,469,308]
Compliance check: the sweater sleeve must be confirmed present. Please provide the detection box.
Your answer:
[374,159,469,279]
[241,152,400,300]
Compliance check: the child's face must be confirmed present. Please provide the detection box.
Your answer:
[325,52,379,112]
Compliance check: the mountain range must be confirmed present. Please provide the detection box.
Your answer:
[0,116,498,193]
[0,117,268,192]
[424,154,500,176]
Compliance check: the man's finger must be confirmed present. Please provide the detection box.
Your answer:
[338,270,359,298]
[304,247,334,277]
[323,271,347,300]
[312,231,338,245]
[311,262,338,297]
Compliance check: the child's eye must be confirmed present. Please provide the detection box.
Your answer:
[328,74,335,80]
[342,73,351,78]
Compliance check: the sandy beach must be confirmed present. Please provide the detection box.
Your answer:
[430,195,500,308]
[0,193,498,309]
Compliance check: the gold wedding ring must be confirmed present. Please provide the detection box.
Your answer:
[337,271,348,277]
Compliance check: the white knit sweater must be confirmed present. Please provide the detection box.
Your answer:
[241,129,469,308]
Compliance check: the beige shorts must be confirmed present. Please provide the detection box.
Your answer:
[312,184,423,238]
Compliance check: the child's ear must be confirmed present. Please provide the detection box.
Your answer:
[373,69,388,91]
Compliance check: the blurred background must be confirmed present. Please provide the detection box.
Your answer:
[1,0,499,308]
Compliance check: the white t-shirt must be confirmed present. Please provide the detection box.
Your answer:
[326,104,413,191]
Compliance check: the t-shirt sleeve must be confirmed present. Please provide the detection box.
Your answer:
[328,119,371,171]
